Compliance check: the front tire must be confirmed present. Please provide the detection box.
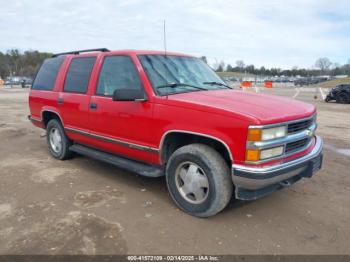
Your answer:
[166,144,233,217]
[46,119,73,160]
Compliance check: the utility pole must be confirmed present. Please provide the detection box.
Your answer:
[10,70,13,89]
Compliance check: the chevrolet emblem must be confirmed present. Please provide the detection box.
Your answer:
[305,129,314,137]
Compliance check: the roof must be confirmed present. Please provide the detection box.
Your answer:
[52,48,194,58]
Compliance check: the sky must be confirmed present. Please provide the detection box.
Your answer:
[0,0,350,69]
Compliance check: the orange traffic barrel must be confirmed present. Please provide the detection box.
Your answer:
[240,81,252,88]
[264,81,273,88]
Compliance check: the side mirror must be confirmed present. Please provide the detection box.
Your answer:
[112,89,147,102]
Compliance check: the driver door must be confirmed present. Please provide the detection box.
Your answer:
[88,55,155,163]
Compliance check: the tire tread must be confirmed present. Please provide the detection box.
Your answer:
[166,143,233,217]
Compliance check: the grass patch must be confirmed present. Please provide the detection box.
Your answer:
[314,77,350,88]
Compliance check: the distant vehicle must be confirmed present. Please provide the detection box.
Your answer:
[325,84,350,104]
[21,78,32,88]
[4,76,32,87]
[294,77,325,86]
[5,76,21,85]
[294,78,309,86]
[294,78,319,86]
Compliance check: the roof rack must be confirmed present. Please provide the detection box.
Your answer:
[52,48,110,57]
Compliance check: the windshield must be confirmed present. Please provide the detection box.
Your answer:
[138,55,228,95]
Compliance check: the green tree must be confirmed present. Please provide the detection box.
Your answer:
[216,64,224,72]
[0,49,52,78]
[226,64,233,72]
[235,60,245,72]
[315,57,332,73]
[200,56,208,64]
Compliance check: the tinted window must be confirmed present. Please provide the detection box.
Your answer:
[32,56,64,90]
[64,57,96,93]
[96,56,142,96]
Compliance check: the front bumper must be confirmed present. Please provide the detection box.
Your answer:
[232,135,323,200]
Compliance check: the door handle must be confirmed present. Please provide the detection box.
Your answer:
[90,103,97,109]
[57,97,64,104]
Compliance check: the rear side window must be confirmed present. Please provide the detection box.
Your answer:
[64,57,96,93]
[32,56,64,90]
[96,56,142,96]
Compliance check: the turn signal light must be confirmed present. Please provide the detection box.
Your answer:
[246,149,260,161]
[247,129,262,141]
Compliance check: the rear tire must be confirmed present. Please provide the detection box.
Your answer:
[46,119,73,160]
[336,92,350,104]
[166,144,233,217]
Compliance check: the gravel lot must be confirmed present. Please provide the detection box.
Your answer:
[0,86,349,255]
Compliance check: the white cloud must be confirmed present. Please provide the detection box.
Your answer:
[0,0,349,68]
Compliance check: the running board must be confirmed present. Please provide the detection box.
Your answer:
[69,144,164,177]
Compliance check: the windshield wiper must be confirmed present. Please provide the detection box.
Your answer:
[203,81,232,89]
[157,82,208,91]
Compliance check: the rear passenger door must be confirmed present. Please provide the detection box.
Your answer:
[58,56,96,136]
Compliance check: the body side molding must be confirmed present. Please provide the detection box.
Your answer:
[65,127,159,154]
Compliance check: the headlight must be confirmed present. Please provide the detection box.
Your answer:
[260,146,284,160]
[246,125,287,162]
[247,126,287,141]
[262,126,286,140]
[246,146,284,161]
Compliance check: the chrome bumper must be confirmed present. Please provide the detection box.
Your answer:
[232,135,323,200]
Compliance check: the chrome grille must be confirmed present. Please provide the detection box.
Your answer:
[246,115,317,164]
[285,138,310,154]
[288,118,313,134]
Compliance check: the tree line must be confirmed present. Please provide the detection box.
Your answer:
[201,56,350,77]
[0,49,52,79]
[1,49,349,79]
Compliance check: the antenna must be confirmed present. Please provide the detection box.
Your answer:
[163,19,169,99]
[163,19,167,56]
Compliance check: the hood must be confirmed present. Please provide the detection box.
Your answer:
[162,90,316,124]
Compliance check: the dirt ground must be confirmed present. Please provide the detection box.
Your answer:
[0,86,349,255]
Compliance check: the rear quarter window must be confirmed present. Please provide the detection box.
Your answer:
[32,56,64,90]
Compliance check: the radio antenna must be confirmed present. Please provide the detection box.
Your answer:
[163,19,169,99]
[163,19,167,56]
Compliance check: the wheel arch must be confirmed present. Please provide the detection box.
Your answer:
[41,109,64,128]
[159,130,233,166]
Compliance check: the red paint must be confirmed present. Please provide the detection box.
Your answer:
[29,50,317,166]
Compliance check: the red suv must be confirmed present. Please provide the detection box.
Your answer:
[29,48,323,217]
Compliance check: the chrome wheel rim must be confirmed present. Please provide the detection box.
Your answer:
[49,127,62,153]
[175,161,209,204]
